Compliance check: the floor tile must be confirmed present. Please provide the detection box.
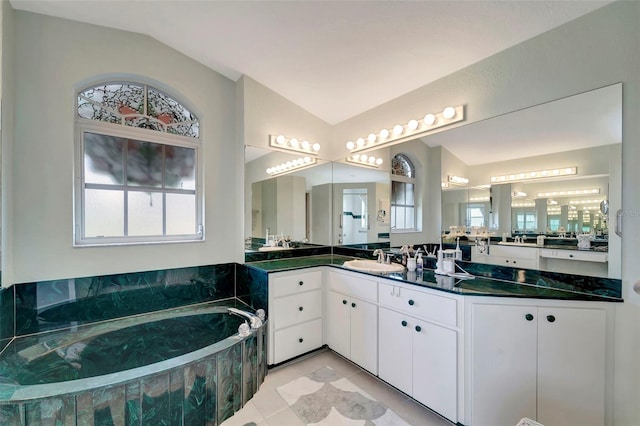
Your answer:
[223,349,455,426]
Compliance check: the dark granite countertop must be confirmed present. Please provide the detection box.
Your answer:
[245,254,622,302]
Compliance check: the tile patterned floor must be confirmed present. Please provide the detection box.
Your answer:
[221,349,454,426]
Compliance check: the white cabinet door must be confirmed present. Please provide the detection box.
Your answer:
[471,304,538,426]
[327,290,351,358]
[378,307,413,394]
[537,307,606,426]
[350,297,378,374]
[413,318,458,423]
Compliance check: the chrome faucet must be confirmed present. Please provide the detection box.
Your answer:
[373,249,385,263]
[228,307,263,329]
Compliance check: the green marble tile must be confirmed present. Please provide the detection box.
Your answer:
[25,395,75,425]
[141,373,170,425]
[217,344,242,424]
[125,381,141,426]
[0,404,23,425]
[242,335,258,404]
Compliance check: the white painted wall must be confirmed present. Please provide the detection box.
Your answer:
[8,11,241,283]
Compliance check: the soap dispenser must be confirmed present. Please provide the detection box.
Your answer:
[416,252,424,272]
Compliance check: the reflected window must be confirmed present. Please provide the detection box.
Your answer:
[391,154,417,231]
[75,81,202,246]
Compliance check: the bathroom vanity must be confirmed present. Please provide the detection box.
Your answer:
[247,254,620,426]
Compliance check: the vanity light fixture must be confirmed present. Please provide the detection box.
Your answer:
[537,188,600,197]
[513,191,527,198]
[469,196,490,202]
[266,156,317,176]
[491,166,577,183]
[511,202,535,208]
[448,175,469,185]
[346,153,384,168]
[441,182,450,189]
[345,105,465,153]
[269,134,320,156]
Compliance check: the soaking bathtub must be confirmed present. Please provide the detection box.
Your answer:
[0,301,267,425]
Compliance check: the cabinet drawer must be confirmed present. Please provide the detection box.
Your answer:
[539,249,607,263]
[272,290,323,330]
[487,256,538,269]
[490,245,539,260]
[328,270,378,302]
[272,269,323,297]
[273,318,323,364]
[379,282,457,327]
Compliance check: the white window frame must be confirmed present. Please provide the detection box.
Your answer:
[73,119,204,246]
[391,174,418,233]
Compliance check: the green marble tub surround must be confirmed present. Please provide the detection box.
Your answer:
[12,263,238,336]
[0,285,14,352]
[236,264,269,318]
[0,302,268,426]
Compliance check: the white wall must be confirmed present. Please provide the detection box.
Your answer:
[7,11,241,283]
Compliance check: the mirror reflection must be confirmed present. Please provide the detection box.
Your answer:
[244,146,332,251]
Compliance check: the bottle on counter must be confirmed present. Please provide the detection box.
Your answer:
[416,252,424,272]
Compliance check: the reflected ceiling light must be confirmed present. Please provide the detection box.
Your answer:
[345,105,465,153]
[569,199,604,205]
[269,134,320,155]
[266,156,316,176]
[448,175,469,185]
[491,166,577,183]
[547,199,558,205]
[441,182,450,189]
[537,188,600,197]
[469,196,490,202]
[511,202,535,207]
[346,154,384,168]
[513,191,527,198]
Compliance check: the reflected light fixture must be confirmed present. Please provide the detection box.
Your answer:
[469,196,490,202]
[491,167,577,183]
[270,134,320,155]
[266,156,317,176]
[569,199,604,205]
[537,188,600,197]
[346,105,465,153]
[448,175,469,185]
[441,182,450,189]
[511,202,535,207]
[346,153,384,168]
[512,191,527,198]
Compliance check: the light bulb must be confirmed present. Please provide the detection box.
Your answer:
[276,135,285,144]
[301,140,310,150]
[304,156,311,163]
[368,157,375,164]
[380,129,389,139]
[353,154,360,160]
[286,161,292,168]
[356,138,365,147]
[266,168,272,174]
[443,106,456,119]
[312,143,320,152]
[393,124,403,136]
[407,119,419,131]
[424,113,436,126]
[346,141,355,150]
[289,138,299,148]
[368,133,377,143]
[375,158,383,165]
[360,155,368,162]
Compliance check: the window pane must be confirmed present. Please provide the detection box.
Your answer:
[84,133,124,184]
[127,140,163,187]
[393,181,405,204]
[395,206,406,229]
[128,191,163,236]
[166,193,196,235]
[405,207,415,229]
[405,183,414,205]
[85,189,124,237]
[165,146,196,190]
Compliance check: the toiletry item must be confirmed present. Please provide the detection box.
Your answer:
[502,233,507,242]
[455,237,462,260]
[441,249,457,274]
[536,235,545,246]
[407,257,417,271]
[416,252,424,272]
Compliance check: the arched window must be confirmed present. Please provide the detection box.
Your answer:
[391,154,416,231]
[74,81,203,246]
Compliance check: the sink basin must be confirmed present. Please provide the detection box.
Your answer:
[342,259,405,273]
[497,242,539,247]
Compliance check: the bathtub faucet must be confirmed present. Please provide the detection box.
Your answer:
[228,307,263,329]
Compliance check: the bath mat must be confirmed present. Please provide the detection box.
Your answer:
[276,366,410,425]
